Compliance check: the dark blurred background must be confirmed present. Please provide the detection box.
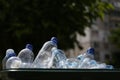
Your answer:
[1,0,120,70]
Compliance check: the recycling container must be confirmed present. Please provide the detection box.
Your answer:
[0,68,120,80]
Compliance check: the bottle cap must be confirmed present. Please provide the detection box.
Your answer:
[7,53,16,58]
[87,47,94,55]
[26,44,33,51]
[51,37,58,44]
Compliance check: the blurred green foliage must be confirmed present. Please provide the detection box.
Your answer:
[109,27,120,68]
[0,0,113,69]
[109,28,120,48]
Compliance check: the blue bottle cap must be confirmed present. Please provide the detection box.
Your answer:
[51,37,58,44]
[26,44,33,51]
[8,53,16,57]
[87,47,94,55]
[6,52,16,59]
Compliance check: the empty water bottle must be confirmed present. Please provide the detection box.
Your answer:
[51,47,67,68]
[65,58,80,68]
[83,47,95,59]
[33,37,58,68]
[78,58,91,69]
[17,44,34,63]
[6,56,22,69]
[77,47,95,62]
[96,63,107,69]
[2,49,16,69]
[77,47,95,69]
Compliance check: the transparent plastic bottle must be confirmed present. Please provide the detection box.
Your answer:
[77,47,95,62]
[77,47,95,69]
[17,44,34,63]
[51,47,67,68]
[65,58,80,68]
[88,60,99,69]
[6,56,22,69]
[84,47,94,59]
[96,63,107,69]
[2,49,16,69]
[33,37,58,68]
[78,58,91,69]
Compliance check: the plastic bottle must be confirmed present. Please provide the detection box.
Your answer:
[6,56,22,69]
[2,49,16,69]
[65,58,80,68]
[33,37,58,68]
[77,47,95,62]
[83,47,95,59]
[51,47,67,68]
[78,58,91,69]
[88,60,99,69]
[77,47,95,69]
[96,63,107,69]
[17,44,34,63]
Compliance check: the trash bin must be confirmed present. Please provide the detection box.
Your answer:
[0,69,120,80]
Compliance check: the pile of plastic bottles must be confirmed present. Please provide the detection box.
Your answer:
[2,37,114,69]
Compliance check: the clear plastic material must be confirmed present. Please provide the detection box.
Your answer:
[78,58,91,69]
[2,41,114,69]
[33,37,58,68]
[6,57,22,69]
[20,63,32,68]
[65,58,80,68]
[2,49,16,69]
[77,47,95,61]
[77,47,95,68]
[17,44,34,63]
[51,47,67,68]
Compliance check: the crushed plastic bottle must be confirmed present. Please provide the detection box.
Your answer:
[77,47,95,61]
[96,63,107,69]
[65,58,80,68]
[33,37,58,68]
[2,39,114,69]
[2,49,16,69]
[51,47,67,68]
[77,47,95,64]
[77,47,95,69]
[88,60,98,69]
[78,58,91,69]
